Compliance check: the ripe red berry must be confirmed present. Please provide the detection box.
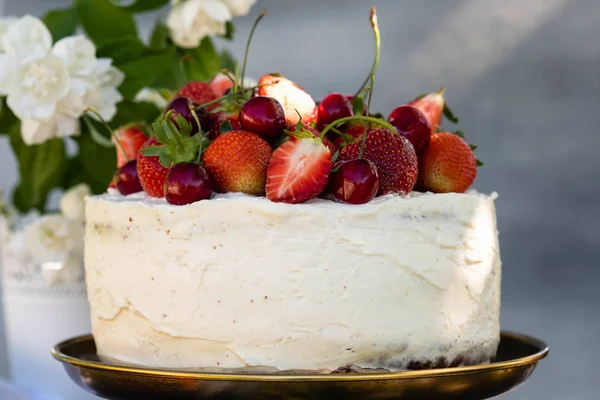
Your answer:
[326,159,379,204]
[388,105,432,154]
[317,93,353,130]
[240,96,286,141]
[116,160,143,195]
[164,162,213,205]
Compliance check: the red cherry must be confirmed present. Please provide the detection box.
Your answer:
[116,160,143,195]
[317,93,353,130]
[165,97,211,135]
[164,162,214,205]
[326,159,379,204]
[240,96,286,141]
[387,105,432,154]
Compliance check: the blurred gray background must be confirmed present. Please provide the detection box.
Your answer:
[1,0,598,399]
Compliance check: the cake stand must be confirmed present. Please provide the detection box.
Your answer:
[52,331,548,399]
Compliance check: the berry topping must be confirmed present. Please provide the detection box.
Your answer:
[257,74,316,126]
[113,124,147,168]
[209,73,235,97]
[408,87,458,134]
[164,162,213,205]
[177,81,218,111]
[266,137,332,204]
[287,124,337,156]
[418,132,477,193]
[202,130,272,195]
[387,105,432,154]
[240,96,286,141]
[317,93,353,130]
[326,159,379,204]
[339,127,417,195]
[116,160,143,195]
[137,137,171,198]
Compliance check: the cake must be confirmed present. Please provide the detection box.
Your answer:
[84,7,500,373]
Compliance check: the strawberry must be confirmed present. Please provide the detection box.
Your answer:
[177,81,218,111]
[257,74,316,126]
[137,137,171,197]
[209,73,235,97]
[266,137,332,204]
[202,130,272,195]
[333,124,365,148]
[408,87,458,134]
[418,132,477,193]
[339,128,417,195]
[113,124,147,168]
[286,124,337,156]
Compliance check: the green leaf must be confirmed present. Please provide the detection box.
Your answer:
[84,116,114,148]
[469,144,477,151]
[182,38,220,82]
[351,96,365,116]
[158,152,173,168]
[111,101,161,128]
[76,131,117,193]
[76,0,137,45]
[96,37,148,65]
[224,21,235,40]
[149,19,170,50]
[9,130,67,212]
[42,7,78,41]
[331,149,340,163]
[118,47,177,99]
[110,0,169,13]
[452,130,465,138]
[220,50,236,72]
[476,159,484,167]
[220,120,233,134]
[0,99,18,135]
[443,103,459,124]
[140,144,166,156]
[174,114,192,137]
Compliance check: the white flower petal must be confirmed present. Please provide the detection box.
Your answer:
[87,87,123,121]
[55,113,81,138]
[24,215,75,264]
[52,35,97,77]
[100,65,125,88]
[168,0,230,48]
[2,15,52,63]
[0,16,17,52]
[57,89,86,118]
[222,0,256,17]
[134,87,168,109]
[6,54,71,120]
[0,53,17,95]
[20,119,57,145]
[60,183,91,222]
[197,0,233,22]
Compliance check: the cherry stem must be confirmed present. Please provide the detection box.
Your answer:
[354,7,380,98]
[366,74,375,115]
[189,104,202,135]
[85,107,129,163]
[200,83,269,109]
[233,62,240,94]
[320,116,395,139]
[241,9,267,91]
[359,127,367,159]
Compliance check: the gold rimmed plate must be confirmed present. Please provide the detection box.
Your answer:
[52,331,548,400]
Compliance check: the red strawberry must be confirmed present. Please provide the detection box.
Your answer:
[113,125,147,168]
[202,130,272,195]
[408,87,445,134]
[339,128,417,195]
[266,137,332,204]
[257,74,316,126]
[137,137,170,197]
[333,124,365,148]
[177,81,218,111]
[418,132,476,193]
[209,73,235,97]
[209,110,242,140]
[288,124,337,156]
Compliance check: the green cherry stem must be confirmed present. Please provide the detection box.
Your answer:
[85,107,129,163]
[354,7,381,98]
[320,115,395,140]
[240,9,267,90]
[201,83,274,109]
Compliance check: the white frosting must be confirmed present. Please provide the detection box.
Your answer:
[85,191,501,371]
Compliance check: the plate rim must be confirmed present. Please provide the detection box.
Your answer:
[51,330,549,382]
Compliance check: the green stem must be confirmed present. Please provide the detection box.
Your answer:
[354,7,381,98]
[320,115,395,139]
[189,104,203,135]
[241,9,267,90]
[175,56,188,88]
[200,83,273,109]
[366,74,375,115]
[86,107,129,163]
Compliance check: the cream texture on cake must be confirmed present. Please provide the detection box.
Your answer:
[85,191,501,372]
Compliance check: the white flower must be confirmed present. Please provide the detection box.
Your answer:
[222,0,256,16]
[86,87,123,121]
[59,183,91,222]
[0,17,17,53]
[52,35,98,77]
[1,15,52,63]
[0,53,14,95]
[134,87,168,109]
[167,0,232,48]
[5,54,71,121]
[24,214,84,264]
[41,253,84,285]
[93,58,125,88]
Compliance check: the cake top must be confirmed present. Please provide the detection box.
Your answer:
[110,7,483,207]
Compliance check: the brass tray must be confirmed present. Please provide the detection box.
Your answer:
[52,331,548,399]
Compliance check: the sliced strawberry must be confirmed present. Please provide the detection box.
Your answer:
[177,81,218,111]
[287,124,337,156]
[408,88,445,134]
[113,124,147,168]
[209,73,235,97]
[257,74,316,126]
[339,128,418,195]
[266,137,332,204]
[137,137,170,198]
